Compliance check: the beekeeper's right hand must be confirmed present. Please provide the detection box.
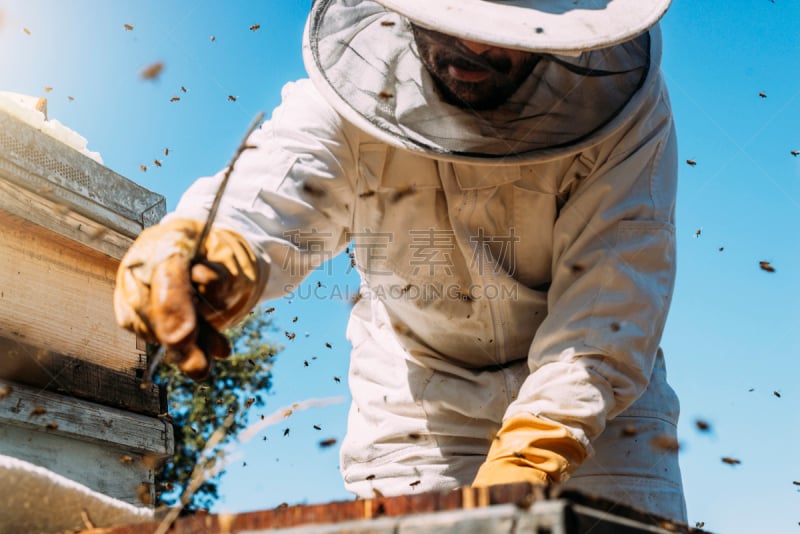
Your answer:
[113,218,266,379]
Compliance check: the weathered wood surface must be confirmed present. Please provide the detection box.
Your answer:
[0,209,144,373]
[84,484,703,534]
[0,423,158,506]
[0,336,161,415]
[0,108,165,239]
[0,379,173,505]
[0,175,136,260]
[0,379,172,456]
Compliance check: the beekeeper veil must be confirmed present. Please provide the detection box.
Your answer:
[303,0,672,160]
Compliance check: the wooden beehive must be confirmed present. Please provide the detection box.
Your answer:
[82,483,705,534]
[0,105,172,505]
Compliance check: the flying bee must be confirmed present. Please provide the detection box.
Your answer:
[153,159,162,167]
[378,91,393,99]
[180,86,187,93]
[228,95,238,102]
[140,62,164,80]
[380,21,396,27]
[773,390,781,398]
[88,226,108,241]
[44,86,53,93]
[313,425,321,430]
[302,181,326,197]
[319,438,337,448]
[23,28,31,36]
[721,456,741,465]
[210,35,216,42]
[169,96,180,102]
[283,428,290,436]
[685,159,697,166]
[694,419,711,432]
[391,185,416,203]
[119,455,134,464]
[791,150,799,156]
[650,434,680,452]
[759,260,775,273]
[46,422,59,430]
[140,165,147,172]
[136,483,153,505]
[758,92,767,98]
[333,376,341,383]
[326,342,332,349]
[124,24,133,31]
[569,263,586,274]
[409,480,421,488]
[30,406,46,417]
[250,24,261,31]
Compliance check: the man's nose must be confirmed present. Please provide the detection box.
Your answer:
[459,39,495,56]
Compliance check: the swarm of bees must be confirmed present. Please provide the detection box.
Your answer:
[35,13,784,527]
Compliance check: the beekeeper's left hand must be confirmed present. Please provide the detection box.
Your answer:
[472,412,587,487]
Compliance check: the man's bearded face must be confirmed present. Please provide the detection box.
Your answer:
[412,24,539,111]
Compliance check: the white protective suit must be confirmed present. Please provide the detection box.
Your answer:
[168,0,686,522]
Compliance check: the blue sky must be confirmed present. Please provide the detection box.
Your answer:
[1,1,798,532]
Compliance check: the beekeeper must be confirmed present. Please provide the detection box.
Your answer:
[115,0,686,522]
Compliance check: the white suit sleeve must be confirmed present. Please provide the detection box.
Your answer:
[167,79,357,301]
[506,80,678,453]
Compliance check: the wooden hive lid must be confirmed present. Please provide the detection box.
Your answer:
[0,105,165,258]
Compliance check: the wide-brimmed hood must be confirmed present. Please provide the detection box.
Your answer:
[303,0,661,161]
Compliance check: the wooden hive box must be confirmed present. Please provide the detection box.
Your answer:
[85,484,705,534]
[0,104,172,506]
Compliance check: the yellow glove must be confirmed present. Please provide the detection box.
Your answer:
[114,218,266,379]
[472,412,587,487]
